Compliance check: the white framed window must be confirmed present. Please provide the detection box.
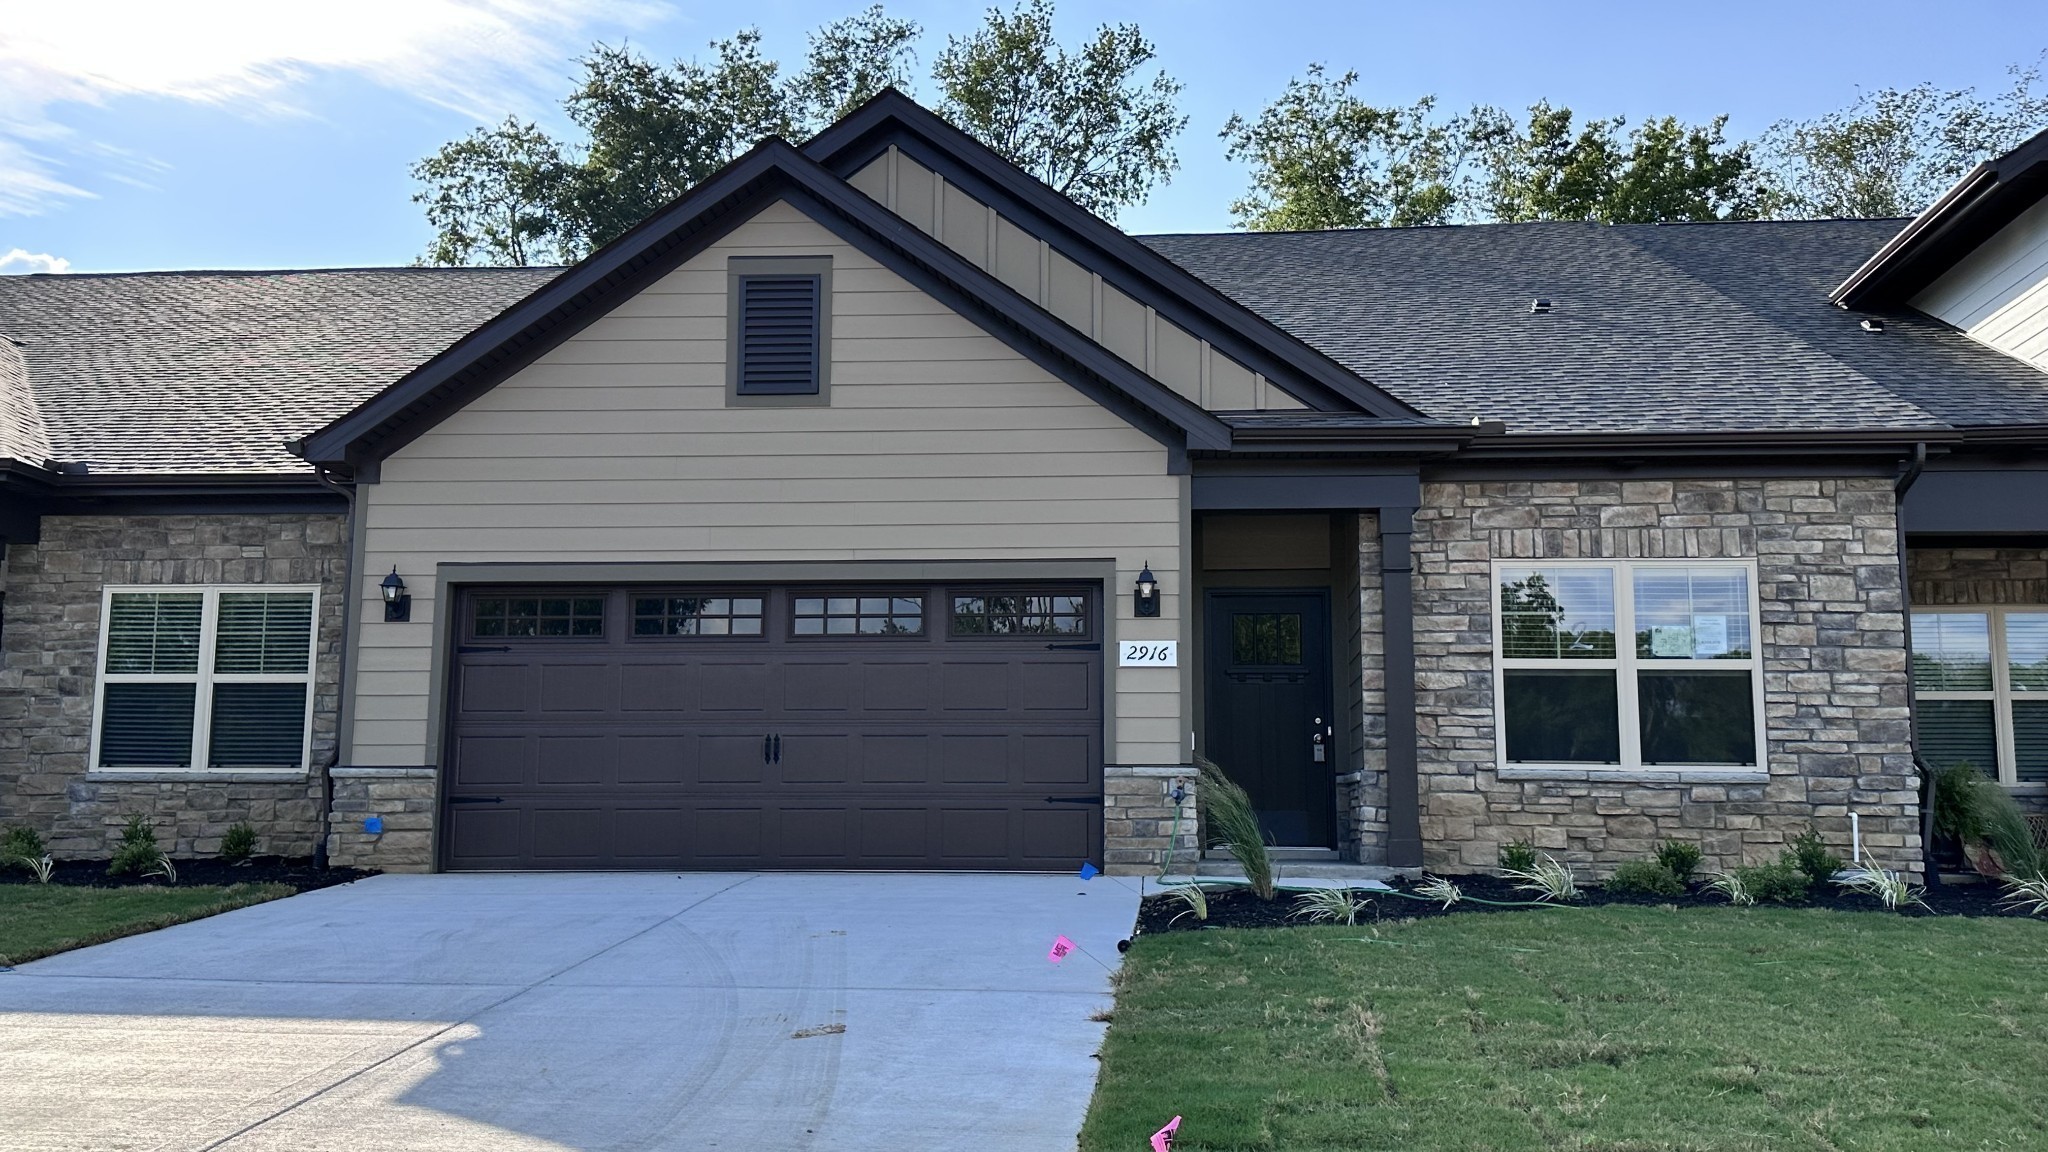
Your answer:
[1491,560,1765,772]
[1912,606,2048,788]
[91,586,320,772]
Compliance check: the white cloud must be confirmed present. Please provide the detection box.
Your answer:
[0,0,665,216]
[0,248,71,274]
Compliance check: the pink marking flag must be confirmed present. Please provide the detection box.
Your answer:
[1150,1115,1182,1151]
[1047,934,1076,963]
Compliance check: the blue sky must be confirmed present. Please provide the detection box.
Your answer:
[3,1,2044,273]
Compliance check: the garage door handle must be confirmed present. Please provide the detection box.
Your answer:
[1043,795,1103,804]
[1044,642,1101,651]
[448,796,503,804]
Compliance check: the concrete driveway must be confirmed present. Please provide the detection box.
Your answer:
[0,871,1141,1151]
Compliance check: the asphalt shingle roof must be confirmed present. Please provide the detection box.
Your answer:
[4,217,2048,478]
[1143,218,2048,436]
[0,267,557,475]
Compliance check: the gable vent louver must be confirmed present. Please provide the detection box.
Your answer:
[738,274,823,395]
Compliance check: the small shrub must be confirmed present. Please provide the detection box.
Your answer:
[24,854,54,884]
[1502,852,1579,903]
[1654,841,1703,882]
[1733,860,1810,904]
[1785,828,1845,887]
[1707,871,1755,907]
[1933,762,2043,876]
[2000,872,2048,917]
[1835,867,1926,912]
[142,854,178,885]
[108,814,163,878]
[1166,884,1209,926]
[1498,839,1538,874]
[1291,887,1364,925]
[1607,860,1685,897]
[1414,874,1463,909]
[2,825,46,869]
[220,821,258,864]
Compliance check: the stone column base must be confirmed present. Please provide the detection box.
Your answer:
[328,768,436,872]
[1103,765,1199,875]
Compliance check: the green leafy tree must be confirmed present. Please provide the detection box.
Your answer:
[931,0,1186,219]
[788,4,922,130]
[412,117,573,266]
[1220,66,1463,230]
[415,9,922,266]
[1758,58,2048,219]
[1224,70,1761,229]
[1469,102,1761,223]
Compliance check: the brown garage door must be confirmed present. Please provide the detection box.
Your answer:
[440,584,1103,870]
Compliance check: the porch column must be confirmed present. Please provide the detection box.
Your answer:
[1380,505,1422,868]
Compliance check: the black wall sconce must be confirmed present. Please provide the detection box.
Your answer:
[380,567,411,622]
[1133,562,1160,618]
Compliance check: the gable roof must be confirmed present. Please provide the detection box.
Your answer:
[802,90,1428,421]
[295,136,1250,470]
[0,268,553,475]
[1833,127,2048,309]
[1145,217,2048,437]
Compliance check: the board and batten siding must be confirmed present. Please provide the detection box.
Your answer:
[849,146,1306,412]
[1912,195,2048,371]
[348,199,1187,771]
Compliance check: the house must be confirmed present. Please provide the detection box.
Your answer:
[4,92,2047,879]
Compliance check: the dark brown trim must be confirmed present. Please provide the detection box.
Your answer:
[1192,471,1422,511]
[1904,467,2048,534]
[1378,506,1421,868]
[1831,126,2048,309]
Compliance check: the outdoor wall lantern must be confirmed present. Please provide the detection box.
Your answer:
[1134,563,1160,618]
[381,567,411,622]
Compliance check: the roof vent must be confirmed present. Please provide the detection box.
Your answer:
[1529,298,1552,314]
[1860,318,1885,333]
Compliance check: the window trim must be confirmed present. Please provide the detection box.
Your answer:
[726,255,832,408]
[91,585,321,774]
[1913,605,2048,790]
[1489,559,1766,775]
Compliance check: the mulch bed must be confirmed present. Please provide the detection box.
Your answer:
[1135,872,2037,934]
[0,856,374,893]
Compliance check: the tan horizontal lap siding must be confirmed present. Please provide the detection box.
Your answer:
[352,199,1186,770]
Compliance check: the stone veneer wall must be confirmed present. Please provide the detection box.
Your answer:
[0,514,348,858]
[1338,513,1389,863]
[1408,478,1921,877]
[328,769,437,870]
[1103,764,1199,874]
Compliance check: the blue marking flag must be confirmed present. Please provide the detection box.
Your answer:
[1078,861,1100,881]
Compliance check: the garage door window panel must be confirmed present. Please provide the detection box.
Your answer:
[633,596,765,637]
[95,587,319,772]
[472,596,606,638]
[793,595,925,636]
[951,592,1089,637]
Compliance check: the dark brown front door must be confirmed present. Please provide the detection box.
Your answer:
[1204,589,1334,847]
[441,584,1102,871]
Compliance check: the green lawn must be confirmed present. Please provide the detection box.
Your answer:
[0,883,293,967]
[1083,907,2048,1151]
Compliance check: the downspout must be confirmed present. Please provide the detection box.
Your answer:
[310,462,358,871]
[1893,443,1934,885]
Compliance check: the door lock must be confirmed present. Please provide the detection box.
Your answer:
[1311,715,1330,763]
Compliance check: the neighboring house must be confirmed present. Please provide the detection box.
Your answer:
[4,93,2048,879]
